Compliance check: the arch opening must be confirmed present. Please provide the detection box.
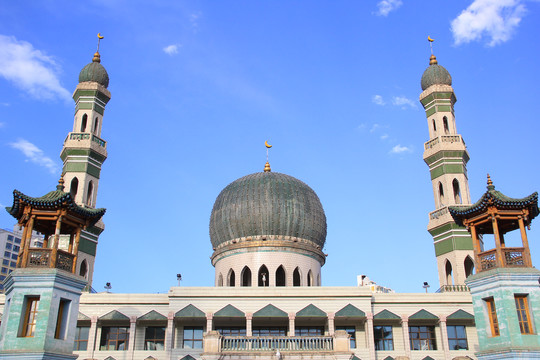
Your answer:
[241,266,252,287]
[94,117,99,135]
[443,116,449,134]
[70,177,79,199]
[293,267,301,287]
[218,273,223,287]
[258,265,269,287]
[432,119,436,132]
[464,256,475,278]
[86,181,94,207]
[276,266,286,287]
[79,259,88,279]
[81,114,87,132]
[445,260,453,286]
[227,269,236,287]
[438,182,445,207]
[453,179,462,204]
[307,270,314,287]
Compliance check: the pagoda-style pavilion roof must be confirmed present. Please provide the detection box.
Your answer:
[449,176,538,228]
[6,185,105,229]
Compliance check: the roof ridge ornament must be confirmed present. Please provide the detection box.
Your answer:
[56,174,65,191]
[487,173,495,191]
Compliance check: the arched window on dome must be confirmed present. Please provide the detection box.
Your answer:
[453,179,462,204]
[464,256,475,278]
[276,266,286,287]
[293,268,301,287]
[443,116,449,134]
[241,266,252,287]
[307,270,314,287]
[227,269,235,287]
[445,260,453,286]
[258,265,269,287]
[70,177,79,199]
[218,273,223,287]
[438,182,445,207]
[79,260,88,279]
[81,114,88,132]
[86,181,94,207]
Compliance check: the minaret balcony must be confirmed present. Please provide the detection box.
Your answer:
[423,135,468,160]
[63,132,107,156]
[25,247,75,273]
[478,247,527,271]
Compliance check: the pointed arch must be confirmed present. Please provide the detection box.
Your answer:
[81,114,88,132]
[464,256,475,278]
[452,179,462,204]
[217,273,223,287]
[307,270,314,287]
[79,259,88,279]
[86,181,94,207]
[438,182,445,207]
[317,273,321,286]
[293,267,301,286]
[443,116,449,134]
[432,119,436,132]
[70,177,79,199]
[241,266,252,287]
[275,266,286,287]
[445,260,453,285]
[258,265,269,287]
[94,117,99,135]
[227,269,235,287]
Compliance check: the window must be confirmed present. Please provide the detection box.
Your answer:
[241,266,251,287]
[1,267,7,274]
[183,326,203,349]
[293,267,301,286]
[464,256,475,278]
[86,181,94,207]
[0,275,5,281]
[485,297,499,336]
[432,119,436,132]
[4,252,10,258]
[295,326,324,336]
[20,296,40,337]
[74,326,90,350]
[452,179,462,204]
[409,326,437,350]
[438,182,445,207]
[258,265,269,287]
[81,114,87,132]
[144,326,165,350]
[11,254,17,260]
[2,260,8,266]
[100,326,129,350]
[7,235,13,242]
[253,327,287,336]
[216,327,246,336]
[70,177,79,199]
[515,295,533,334]
[10,261,16,268]
[227,269,235,287]
[13,245,19,252]
[443,116,449,134]
[54,298,71,339]
[94,117,99,135]
[445,260,453,286]
[276,266,286,287]
[79,260,88,278]
[447,325,468,350]
[15,237,21,244]
[374,325,393,350]
[5,243,12,250]
[337,326,356,348]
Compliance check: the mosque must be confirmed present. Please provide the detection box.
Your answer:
[0,40,539,360]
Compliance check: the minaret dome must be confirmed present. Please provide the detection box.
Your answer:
[420,54,452,91]
[78,52,109,88]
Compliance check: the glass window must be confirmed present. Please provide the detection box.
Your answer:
[216,327,246,336]
[183,326,203,349]
[515,295,533,334]
[0,275,5,281]
[74,326,90,351]
[295,326,324,336]
[336,326,356,348]
[11,254,17,260]
[10,261,16,268]
[15,237,21,244]
[2,260,8,266]
[447,325,468,350]
[485,297,500,336]
[100,326,129,350]
[374,325,393,350]
[409,326,437,350]
[7,235,13,242]
[1,267,7,274]
[21,296,40,337]
[5,243,12,250]
[4,252,10,258]
[13,245,20,252]
[144,326,165,350]
[253,327,287,336]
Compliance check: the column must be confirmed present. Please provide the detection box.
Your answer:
[439,316,450,360]
[518,216,532,267]
[327,312,335,335]
[128,316,137,355]
[366,312,376,360]
[50,215,63,268]
[401,315,411,358]
[288,313,295,337]
[165,311,175,353]
[206,313,213,332]
[469,225,481,269]
[72,227,81,273]
[19,215,33,267]
[246,313,253,336]
[88,316,98,358]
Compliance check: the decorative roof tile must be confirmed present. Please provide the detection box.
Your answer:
[175,304,206,318]
[214,304,245,318]
[296,304,326,318]
[335,304,366,318]
[373,310,400,320]
[253,304,288,318]
[99,310,129,321]
[138,310,167,321]
[409,309,438,321]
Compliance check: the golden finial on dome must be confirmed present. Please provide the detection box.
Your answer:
[427,36,438,65]
[264,140,272,172]
[429,54,438,65]
[264,161,271,172]
[93,33,104,63]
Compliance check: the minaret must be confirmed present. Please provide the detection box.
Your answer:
[420,50,475,287]
[60,39,110,288]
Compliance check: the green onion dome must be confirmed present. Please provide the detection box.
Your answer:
[210,171,327,249]
[79,52,109,88]
[421,55,452,91]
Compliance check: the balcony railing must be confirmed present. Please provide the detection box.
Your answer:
[67,133,106,148]
[26,248,74,272]
[424,135,465,150]
[479,247,526,271]
[436,285,470,293]
[221,336,334,352]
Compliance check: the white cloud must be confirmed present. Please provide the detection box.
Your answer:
[390,144,412,154]
[163,44,181,55]
[357,123,367,131]
[0,35,70,101]
[370,124,380,133]
[9,139,59,174]
[0,122,5,129]
[190,12,202,32]
[392,96,417,109]
[375,0,403,16]
[451,0,526,46]
[372,94,386,105]
[380,134,389,140]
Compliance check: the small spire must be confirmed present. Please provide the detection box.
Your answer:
[264,140,272,172]
[92,51,101,63]
[264,162,271,172]
[429,54,438,65]
[487,173,495,190]
[56,175,65,191]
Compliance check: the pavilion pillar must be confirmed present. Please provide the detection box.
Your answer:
[50,215,63,268]
[469,225,482,270]
[19,215,33,267]
[72,227,82,273]
[518,216,532,267]
[491,215,504,267]
[43,234,50,249]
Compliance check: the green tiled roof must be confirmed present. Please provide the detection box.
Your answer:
[78,312,90,321]
[210,172,327,248]
[180,356,196,360]
[79,58,109,88]
[447,309,475,321]
[175,304,205,318]
[253,304,288,318]
[383,357,394,360]
[351,356,362,360]
[138,310,167,321]
[214,304,245,318]
[449,186,538,227]
[373,310,400,320]
[409,309,438,321]
[421,58,452,91]
[296,304,326,318]
[422,357,435,360]
[335,304,365,318]
[99,310,129,321]
[6,188,106,227]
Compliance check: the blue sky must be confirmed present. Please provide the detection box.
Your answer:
[0,0,539,293]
